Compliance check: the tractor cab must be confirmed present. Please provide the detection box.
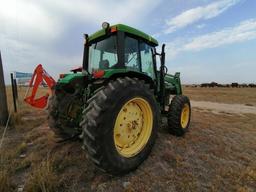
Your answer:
[83,23,158,80]
[82,23,181,109]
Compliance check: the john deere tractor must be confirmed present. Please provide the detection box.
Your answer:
[48,22,191,175]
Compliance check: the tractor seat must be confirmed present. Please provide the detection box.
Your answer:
[99,60,110,69]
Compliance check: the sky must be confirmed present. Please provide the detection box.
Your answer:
[0,0,256,84]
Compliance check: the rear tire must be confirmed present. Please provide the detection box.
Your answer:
[48,94,82,139]
[48,95,67,138]
[167,95,191,136]
[80,77,159,175]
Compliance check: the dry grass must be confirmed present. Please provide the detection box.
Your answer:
[0,86,256,191]
[0,149,18,192]
[0,86,48,191]
[24,157,58,192]
[184,87,256,105]
[4,86,48,126]
[0,169,13,192]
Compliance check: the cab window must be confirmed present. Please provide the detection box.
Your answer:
[88,35,118,72]
[124,36,140,71]
[140,42,155,79]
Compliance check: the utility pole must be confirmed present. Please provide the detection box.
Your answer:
[0,51,9,126]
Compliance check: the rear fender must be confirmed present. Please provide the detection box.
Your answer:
[106,70,156,90]
[55,73,88,95]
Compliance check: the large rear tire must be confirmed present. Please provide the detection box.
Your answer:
[80,77,159,175]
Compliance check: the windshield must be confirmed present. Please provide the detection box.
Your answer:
[88,35,118,72]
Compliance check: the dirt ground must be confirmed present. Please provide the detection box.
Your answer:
[0,87,256,192]
[191,101,256,115]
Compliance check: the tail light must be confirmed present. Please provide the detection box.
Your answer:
[59,74,66,78]
[93,70,105,79]
[111,26,117,33]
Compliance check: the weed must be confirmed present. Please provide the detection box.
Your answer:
[15,159,31,172]
[0,151,16,192]
[24,157,59,192]
[16,142,27,155]
[0,169,14,192]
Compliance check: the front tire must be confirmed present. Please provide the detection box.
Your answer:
[80,77,159,175]
[168,95,191,136]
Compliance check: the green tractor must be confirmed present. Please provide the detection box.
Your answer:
[48,23,191,175]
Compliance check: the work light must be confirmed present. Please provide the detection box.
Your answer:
[102,22,110,29]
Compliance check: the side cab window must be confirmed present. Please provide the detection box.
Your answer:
[140,42,155,79]
[124,35,156,79]
[124,36,140,71]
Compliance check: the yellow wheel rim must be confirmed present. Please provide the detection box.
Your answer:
[114,97,153,158]
[181,104,190,128]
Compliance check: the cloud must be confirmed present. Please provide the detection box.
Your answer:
[196,24,206,29]
[30,0,162,29]
[166,19,256,59]
[183,19,256,51]
[164,0,240,34]
[0,0,161,47]
[0,1,61,44]
[0,0,162,84]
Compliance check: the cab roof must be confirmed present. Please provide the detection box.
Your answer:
[88,24,158,46]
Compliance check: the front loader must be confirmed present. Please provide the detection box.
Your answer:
[25,23,191,175]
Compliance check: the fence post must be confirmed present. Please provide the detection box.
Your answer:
[11,73,17,113]
[13,78,18,99]
[0,51,9,125]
